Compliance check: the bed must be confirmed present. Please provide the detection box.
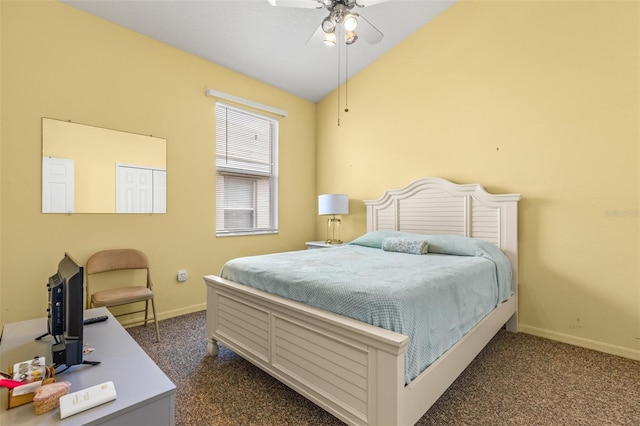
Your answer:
[204,177,520,426]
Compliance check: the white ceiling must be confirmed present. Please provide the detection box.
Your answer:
[62,0,455,102]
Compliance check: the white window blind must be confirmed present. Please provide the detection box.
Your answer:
[215,102,278,235]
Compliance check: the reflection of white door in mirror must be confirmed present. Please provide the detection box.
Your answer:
[116,164,166,213]
[153,170,167,214]
[42,157,75,213]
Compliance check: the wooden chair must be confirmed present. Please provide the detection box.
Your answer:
[86,249,160,342]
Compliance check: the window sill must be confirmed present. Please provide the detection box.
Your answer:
[216,230,278,238]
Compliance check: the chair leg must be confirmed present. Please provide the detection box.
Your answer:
[150,298,160,342]
[144,300,149,327]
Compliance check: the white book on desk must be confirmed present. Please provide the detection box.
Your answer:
[59,381,117,419]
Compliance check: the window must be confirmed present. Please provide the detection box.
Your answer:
[215,102,278,236]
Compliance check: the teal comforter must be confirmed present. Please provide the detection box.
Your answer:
[220,233,513,384]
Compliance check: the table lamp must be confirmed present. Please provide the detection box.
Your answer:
[318,194,349,244]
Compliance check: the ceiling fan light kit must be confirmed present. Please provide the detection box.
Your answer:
[268,0,388,125]
[322,3,360,45]
[269,0,385,46]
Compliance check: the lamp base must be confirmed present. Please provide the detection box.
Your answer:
[325,216,342,244]
[325,238,343,244]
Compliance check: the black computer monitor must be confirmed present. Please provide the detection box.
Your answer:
[47,253,84,368]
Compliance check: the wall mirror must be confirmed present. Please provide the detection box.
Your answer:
[42,118,167,214]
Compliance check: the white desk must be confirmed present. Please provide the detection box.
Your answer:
[0,307,175,425]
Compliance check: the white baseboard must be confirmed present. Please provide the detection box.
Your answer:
[519,324,640,361]
[156,303,206,321]
[116,303,206,328]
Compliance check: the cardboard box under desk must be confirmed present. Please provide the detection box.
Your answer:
[6,366,55,409]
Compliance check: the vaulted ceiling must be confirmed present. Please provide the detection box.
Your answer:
[62,0,455,102]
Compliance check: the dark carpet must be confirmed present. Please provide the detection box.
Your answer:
[127,311,640,425]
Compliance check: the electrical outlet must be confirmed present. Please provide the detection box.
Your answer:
[177,269,188,282]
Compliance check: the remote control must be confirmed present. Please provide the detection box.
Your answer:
[59,381,117,419]
[83,315,108,325]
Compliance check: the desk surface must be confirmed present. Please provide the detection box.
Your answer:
[0,307,176,425]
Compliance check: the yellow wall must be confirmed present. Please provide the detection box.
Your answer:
[0,1,316,326]
[0,0,3,333]
[317,0,639,359]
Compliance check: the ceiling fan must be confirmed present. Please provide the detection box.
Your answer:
[267,0,389,45]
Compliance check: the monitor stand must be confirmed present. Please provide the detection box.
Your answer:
[34,331,101,368]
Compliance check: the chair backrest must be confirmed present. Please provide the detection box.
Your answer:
[86,249,150,275]
[86,249,153,305]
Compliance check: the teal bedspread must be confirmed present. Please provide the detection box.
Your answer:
[220,233,513,384]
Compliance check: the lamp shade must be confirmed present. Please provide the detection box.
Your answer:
[318,194,349,215]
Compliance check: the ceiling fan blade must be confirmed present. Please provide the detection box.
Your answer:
[267,0,323,8]
[355,0,390,7]
[357,15,384,44]
[305,24,325,45]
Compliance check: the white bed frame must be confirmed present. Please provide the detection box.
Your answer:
[204,177,520,426]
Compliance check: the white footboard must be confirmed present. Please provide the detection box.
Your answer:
[205,275,410,426]
[205,275,517,426]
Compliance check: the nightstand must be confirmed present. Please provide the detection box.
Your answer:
[305,241,347,249]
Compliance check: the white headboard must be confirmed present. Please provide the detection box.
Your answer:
[364,177,521,285]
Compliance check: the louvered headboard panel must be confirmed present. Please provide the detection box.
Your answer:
[364,177,521,270]
[397,187,467,236]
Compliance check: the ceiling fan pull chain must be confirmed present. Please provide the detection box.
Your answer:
[337,35,341,126]
[344,44,349,113]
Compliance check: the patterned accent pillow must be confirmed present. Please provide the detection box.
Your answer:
[381,237,429,255]
[349,231,432,249]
